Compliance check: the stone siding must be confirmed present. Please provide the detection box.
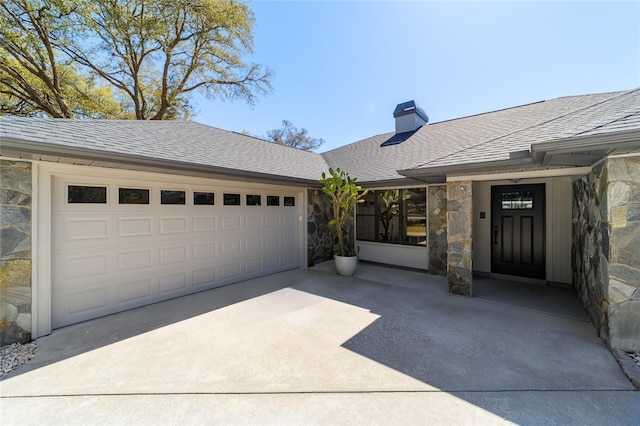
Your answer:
[307,189,335,266]
[573,157,640,352]
[0,160,32,346]
[447,181,473,296]
[428,185,447,275]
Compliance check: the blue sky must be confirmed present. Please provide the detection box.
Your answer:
[194,1,640,152]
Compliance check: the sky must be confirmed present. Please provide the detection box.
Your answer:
[193,1,640,153]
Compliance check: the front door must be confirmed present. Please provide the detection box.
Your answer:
[491,184,545,279]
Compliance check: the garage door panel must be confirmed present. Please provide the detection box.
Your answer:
[245,235,262,253]
[281,233,297,246]
[193,216,216,232]
[56,252,110,279]
[245,215,262,229]
[221,240,241,256]
[221,262,241,280]
[193,267,216,288]
[158,272,189,295]
[282,252,297,267]
[159,245,188,265]
[159,216,188,234]
[118,248,154,271]
[193,242,216,260]
[265,215,279,228]
[245,259,263,275]
[117,278,153,305]
[51,175,300,329]
[265,255,280,270]
[52,284,110,327]
[119,217,153,237]
[63,217,110,241]
[221,216,241,230]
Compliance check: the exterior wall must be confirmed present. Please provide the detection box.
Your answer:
[607,157,640,351]
[428,185,447,275]
[447,181,473,295]
[357,242,426,269]
[307,189,335,266]
[472,177,572,284]
[0,160,32,346]
[573,157,640,352]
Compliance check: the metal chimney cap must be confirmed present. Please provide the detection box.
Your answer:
[393,100,428,122]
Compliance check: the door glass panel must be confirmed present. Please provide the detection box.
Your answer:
[119,188,149,204]
[161,190,186,205]
[68,185,107,204]
[194,192,214,205]
[501,191,533,210]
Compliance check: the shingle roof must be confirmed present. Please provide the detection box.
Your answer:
[323,88,640,182]
[2,88,639,185]
[0,118,329,183]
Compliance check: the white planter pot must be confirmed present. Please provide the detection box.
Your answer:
[335,255,358,276]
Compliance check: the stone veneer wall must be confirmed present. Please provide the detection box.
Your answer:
[0,160,32,346]
[573,157,640,352]
[428,185,447,275]
[307,189,335,266]
[447,181,473,296]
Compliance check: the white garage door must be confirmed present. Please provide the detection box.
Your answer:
[51,174,300,328]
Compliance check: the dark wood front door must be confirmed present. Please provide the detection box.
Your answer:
[491,184,545,279]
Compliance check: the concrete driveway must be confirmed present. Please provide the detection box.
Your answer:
[1,262,638,425]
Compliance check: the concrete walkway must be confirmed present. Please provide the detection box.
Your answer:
[1,263,638,425]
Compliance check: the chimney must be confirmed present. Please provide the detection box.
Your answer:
[393,100,428,134]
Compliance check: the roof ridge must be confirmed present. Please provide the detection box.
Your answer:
[411,88,636,169]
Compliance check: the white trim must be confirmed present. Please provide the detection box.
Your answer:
[36,164,53,337]
[298,189,308,270]
[30,161,38,338]
[446,166,593,182]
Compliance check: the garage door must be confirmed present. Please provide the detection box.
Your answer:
[51,174,300,328]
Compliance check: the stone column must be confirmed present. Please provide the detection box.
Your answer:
[428,185,447,275]
[447,181,473,296]
[0,160,32,346]
[606,157,640,352]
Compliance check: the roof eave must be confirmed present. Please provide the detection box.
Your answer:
[530,129,640,164]
[0,137,318,187]
[398,157,541,179]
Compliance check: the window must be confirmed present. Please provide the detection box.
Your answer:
[68,185,107,204]
[501,191,534,210]
[356,188,426,246]
[267,196,280,206]
[119,188,149,204]
[194,192,214,205]
[223,193,241,206]
[246,194,261,206]
[284,196,295,206]
[161,190,186,205]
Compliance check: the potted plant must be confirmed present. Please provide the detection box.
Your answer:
[319,167,368,276]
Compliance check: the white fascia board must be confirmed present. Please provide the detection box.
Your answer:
[446,166,594,182]
[530,129,640,162]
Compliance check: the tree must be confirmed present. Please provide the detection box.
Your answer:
[266,120,325,151]
[0,0,272,120]
[0,0,128,118]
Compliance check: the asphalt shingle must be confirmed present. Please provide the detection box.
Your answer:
[0,118,329,182]
[2,88,639,184]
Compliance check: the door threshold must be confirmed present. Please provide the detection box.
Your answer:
[489,273,546,286]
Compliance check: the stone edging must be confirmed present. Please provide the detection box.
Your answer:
[612,348,640,389]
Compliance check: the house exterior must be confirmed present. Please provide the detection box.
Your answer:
[1,88,639,353]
